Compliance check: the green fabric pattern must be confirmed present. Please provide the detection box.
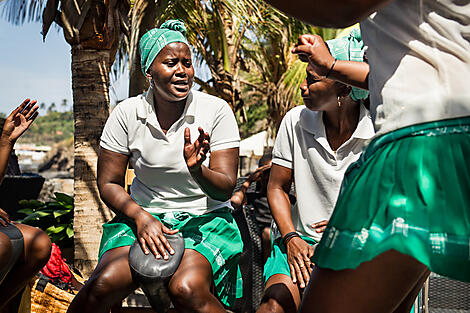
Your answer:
[139,19,189,75]
[313,116,470,282]
[264,235,317,282]
[99,208,243,307]
[326,28,369,101]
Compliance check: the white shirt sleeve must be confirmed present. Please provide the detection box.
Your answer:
[100,104,130,155]
[209,102,240,152]
[272,110,294,169]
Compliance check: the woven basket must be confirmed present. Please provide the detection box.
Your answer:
[28,275,77,313]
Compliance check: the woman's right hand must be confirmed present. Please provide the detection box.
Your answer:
[134,211,178,260]
[286,236,314,289]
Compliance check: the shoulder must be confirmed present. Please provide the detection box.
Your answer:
[110,94,144,117]
[192,90,229,108]
[282,105,312,126]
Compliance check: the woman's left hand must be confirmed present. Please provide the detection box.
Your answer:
[1,99,39,144]
[183,127,210,172]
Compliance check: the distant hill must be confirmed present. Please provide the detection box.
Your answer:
[17,111,73,146]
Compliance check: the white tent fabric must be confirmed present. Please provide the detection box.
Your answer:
[239,130,274,157]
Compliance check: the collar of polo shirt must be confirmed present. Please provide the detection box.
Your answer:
[299,104,374,141]
[136,87,196,129]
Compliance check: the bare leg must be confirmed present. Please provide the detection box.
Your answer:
[299,250,429,313]
[168,249,225,313]
[0,224,51,308]
[392,269,430,313]
[0,232,12,284]
[257,274,301,313]
[67,246,138,313]
[262,227,272,264]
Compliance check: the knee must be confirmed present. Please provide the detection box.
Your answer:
[27,229,52,268]
[85,270,117,301]
[168,276,209,307]
[258,298,285,313]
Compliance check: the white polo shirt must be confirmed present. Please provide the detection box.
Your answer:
[272,105,375,242]
[100,88,240,214]
[361,0,470,135]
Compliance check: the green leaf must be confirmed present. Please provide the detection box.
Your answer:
[66,226,74,238]
[53,209,72,218]
[46,225,66,234]
[54,193,73,206]
[19,199,44,208]
[17,208,34,215]
[21,211,52,223]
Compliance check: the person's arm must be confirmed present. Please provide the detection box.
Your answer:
[293,34,369,90]
[268,164,314,289]
[265,0,393,27]
[97,148,178,259]
[0,99,38,184]
[184,127,238,201]
[231,164,271,209]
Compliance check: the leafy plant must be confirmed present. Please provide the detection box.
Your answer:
[17,193,74,248]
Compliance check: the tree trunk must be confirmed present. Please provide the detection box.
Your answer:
[72,49,114,277]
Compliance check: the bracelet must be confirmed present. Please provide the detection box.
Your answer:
[325,58,337,79]
[282,231,300,246]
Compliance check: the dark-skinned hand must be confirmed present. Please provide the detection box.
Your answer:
[311,219,329,233]
[1,99,39,144]
[0,208,10,227]
[292,34,336,78]
[247,164,271,183]
[183,127,210,172]
[286,236,314,289]
[134,210,178,260]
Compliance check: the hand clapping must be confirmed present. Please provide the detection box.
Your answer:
[183,127,210,172]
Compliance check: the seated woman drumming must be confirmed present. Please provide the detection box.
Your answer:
[257,29,374,313]
[0,99,52,309]
[67,20,243,313]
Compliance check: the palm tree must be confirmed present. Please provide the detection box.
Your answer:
[161,0,264,112]
[1,0,130,276]
[241,6,341,136]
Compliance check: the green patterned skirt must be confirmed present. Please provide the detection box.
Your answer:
[98,208,243,307]
[313,117,470,282]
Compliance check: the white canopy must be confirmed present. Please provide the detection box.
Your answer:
[239,130,274,157]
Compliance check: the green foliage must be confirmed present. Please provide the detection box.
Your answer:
[17,110,73,145]
[17,192,74,248]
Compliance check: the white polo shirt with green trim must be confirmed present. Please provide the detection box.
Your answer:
[272,105,375,242]
[100,88,240,214]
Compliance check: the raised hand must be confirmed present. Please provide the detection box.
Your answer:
[1,99,39,144]
[183,127,210,172]
[292,34,336,77]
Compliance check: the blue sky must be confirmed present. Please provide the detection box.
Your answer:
[0,18,129,115]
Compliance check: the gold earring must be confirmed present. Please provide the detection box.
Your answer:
[337,96,341,108]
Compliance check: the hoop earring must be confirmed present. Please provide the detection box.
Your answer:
[337,96,342,108]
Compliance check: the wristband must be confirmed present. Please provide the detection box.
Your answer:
[325,58,337,79]
[282,231,300,246]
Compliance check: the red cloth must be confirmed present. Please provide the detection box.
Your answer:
[40,243,73,284]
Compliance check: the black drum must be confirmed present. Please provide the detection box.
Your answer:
[128,233,185,312]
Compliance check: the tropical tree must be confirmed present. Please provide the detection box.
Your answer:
[161,0,264,112]
[1,0,129,276]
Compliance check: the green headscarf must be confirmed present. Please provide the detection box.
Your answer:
[326,28,369,101]
[139,19,189,75]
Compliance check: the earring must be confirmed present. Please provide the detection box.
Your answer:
[337,96,342,108]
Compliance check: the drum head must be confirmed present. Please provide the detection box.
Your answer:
[128,233,185,282]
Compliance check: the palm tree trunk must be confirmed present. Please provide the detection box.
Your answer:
[72,49,114,276]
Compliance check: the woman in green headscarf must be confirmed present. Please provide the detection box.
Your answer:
[67,20,243,313]
[257,29,374,313]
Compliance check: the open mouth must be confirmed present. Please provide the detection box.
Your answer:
[172,80,189,92]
